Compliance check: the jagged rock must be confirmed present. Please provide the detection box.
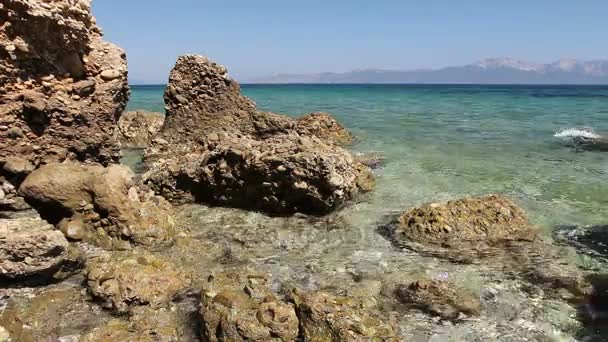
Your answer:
[381,194,537,262]
[199,268,299,342]
[18,162,175,248]
[296,112,353,146]
[0,0,129,169]
[85,251,190,313]
[395,280,481,321]
[0,217,70,280]
[116,110,165,148]
[143,54,372,215]
[289,290,399,341]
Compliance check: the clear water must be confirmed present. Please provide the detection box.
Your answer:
[125,84,608,340]
[129,84,608,230]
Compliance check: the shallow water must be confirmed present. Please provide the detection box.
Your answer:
[128,84,608,340]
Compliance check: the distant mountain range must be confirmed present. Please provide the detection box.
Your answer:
[249,58,608,84]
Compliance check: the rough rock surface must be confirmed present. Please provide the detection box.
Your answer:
[143,54,372,215]
[86,251,190,313]
[19,162,175,248]
[382,194,537,262]
[199,268,299,342]
[289,290,399,341]
[296,112,353,146]
[0,217,69,279]
[395,280,481,321]
[116,110,164,148]
[0,0,129,169]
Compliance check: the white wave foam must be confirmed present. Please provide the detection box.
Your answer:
[554,128,601,139]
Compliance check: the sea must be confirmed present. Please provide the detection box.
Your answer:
[128,84,608,230]
[126,83,608,340]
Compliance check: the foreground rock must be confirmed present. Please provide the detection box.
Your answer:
[200,268,299,341]
[289,289,399,341]
[116,110,164,148]
[19,162,175,248]
[381,194,537,262]
[144,54,372,215]
[395,280,481,321]
[0,0,129,168]
[86,251,190,313]
[0,217,70,280]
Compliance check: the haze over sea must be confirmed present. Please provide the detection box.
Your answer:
[129,84,608,231]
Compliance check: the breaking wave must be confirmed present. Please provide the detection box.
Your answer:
[554,128,601,140]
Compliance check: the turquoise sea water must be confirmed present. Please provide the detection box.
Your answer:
[129,84,608,231]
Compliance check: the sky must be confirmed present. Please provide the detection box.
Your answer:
[92,1,608,84]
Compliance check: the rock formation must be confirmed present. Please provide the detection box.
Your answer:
[381,194,537,262]
[0,216,69,280]
[0,0,129,171]
[143,54,372,215]
[86,251,190,313]
[199,268,299,342]
[116,110,164,148]
[295,112,353,146]
[289,289,400,341]
[395,280,481,321]
[19,162,175,248]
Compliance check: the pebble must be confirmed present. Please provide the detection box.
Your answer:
[5,44,15,52]
[41,75,55,81]
[0,188,5,201]
[58,218,86,241]
[99,69,120,81]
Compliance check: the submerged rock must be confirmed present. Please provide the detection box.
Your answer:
[116,110,165,148]
[0,217,69,280]
[395,280,481,321]
[289,289,399,341]
[19,162,175,248]
[86,251,190,313]
[553,224,608,259]
[199,268,299,342]
[381,194,537,262]
[0,0,129,168]
[143,54,372,215]
[0,286,111,342]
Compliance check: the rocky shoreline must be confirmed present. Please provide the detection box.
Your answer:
[0,1,606,341]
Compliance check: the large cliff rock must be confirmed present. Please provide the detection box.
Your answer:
[0,0,129,172]
[144,55,372,215]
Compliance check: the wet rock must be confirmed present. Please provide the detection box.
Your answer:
[143,54,372,215]
[355,152,387,170]
[82,306,193,342]
[553,224,608,259]
[296,112,354,146]
[381,194,537,262]
[0,286,111,342]
[0,0,129,168]
[0,217,69,280]
[199,268,299,342]
[116,110,165,148]
[86,251,190,313]
[19,162,175,248]
[395,280,481,321]
[289,290,399,341]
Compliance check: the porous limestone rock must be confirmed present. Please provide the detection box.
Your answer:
[0,0,129,169]
[199,268,299,342]
[381,194,537,262]
[296,112,354,146]
[116,110,164,148]
[395,280,481,321]
[289,289,400,341]
[18,162,175,248]
[143,54,372,215]
[0,217,69,279]
[85,251,190,313]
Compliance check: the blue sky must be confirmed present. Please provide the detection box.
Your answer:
[92,1,608,84]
